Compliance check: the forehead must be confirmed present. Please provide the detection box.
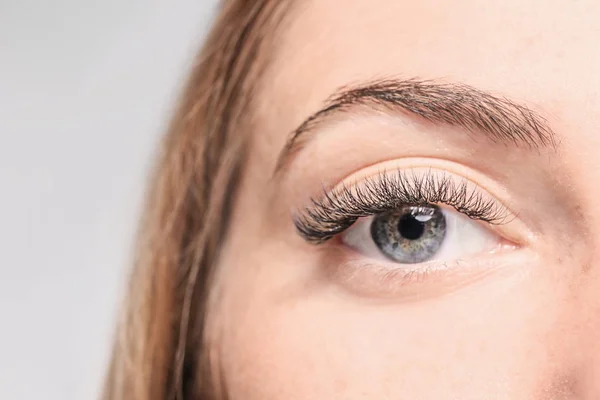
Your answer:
[252,0,600,159]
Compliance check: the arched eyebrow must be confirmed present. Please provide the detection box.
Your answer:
[273,78,558,175]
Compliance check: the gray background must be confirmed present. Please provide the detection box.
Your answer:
[0,1,217,398]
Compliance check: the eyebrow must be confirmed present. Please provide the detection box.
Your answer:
[274,78,557,174]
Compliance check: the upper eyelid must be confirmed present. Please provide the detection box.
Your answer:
[307,170,509,222]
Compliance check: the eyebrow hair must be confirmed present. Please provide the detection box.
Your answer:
[274,78,557,174]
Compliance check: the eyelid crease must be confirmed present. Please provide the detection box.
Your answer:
[293,169,510,244]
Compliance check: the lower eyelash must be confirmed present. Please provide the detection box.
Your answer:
[293,170,509,243]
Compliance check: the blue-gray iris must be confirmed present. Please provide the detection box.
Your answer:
[370,205,447,263]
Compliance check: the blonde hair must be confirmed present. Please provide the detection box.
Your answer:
[103,1,288,398]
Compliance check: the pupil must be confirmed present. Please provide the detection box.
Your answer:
[398,213,426,240]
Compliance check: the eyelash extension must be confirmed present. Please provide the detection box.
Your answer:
[293,170,510,243]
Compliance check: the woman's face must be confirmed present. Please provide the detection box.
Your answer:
[214,1,600,398]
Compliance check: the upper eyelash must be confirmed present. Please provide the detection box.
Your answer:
[293,170,510,243]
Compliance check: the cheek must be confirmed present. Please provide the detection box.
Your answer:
[214,249,583,400]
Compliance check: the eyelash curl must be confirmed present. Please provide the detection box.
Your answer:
[293,170,510,244]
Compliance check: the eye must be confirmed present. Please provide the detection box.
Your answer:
[341,204,502,264]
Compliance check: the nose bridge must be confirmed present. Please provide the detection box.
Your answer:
[569,249,600,398]
[545,93,600,394]
[585,270,600,396]
[577,331,600,398]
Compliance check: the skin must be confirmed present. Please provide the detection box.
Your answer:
[211,1,600,398]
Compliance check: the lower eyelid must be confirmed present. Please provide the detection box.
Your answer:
[324,244,529,301]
